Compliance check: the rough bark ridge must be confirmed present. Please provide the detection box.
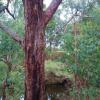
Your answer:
[24,0,45,100]
[23,0,62,100]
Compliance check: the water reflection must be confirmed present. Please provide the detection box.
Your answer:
[46,84,71,100]
[0,85,71,100]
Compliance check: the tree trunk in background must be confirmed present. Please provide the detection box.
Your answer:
[2,89,6,100]
[2,81,6,100]
[24,0,45,100]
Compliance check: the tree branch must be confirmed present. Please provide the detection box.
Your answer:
[6,8,15,19]
[53,11,78,34]
[0,0,15,19]
[44,0,62,25]
[0,21,23,45]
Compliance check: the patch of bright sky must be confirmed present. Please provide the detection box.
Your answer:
[2,0,69,21]
[44,0,52,8]
[1,0,7,3]
[44,0,67,21]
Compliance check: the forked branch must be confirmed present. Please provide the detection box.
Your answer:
[44,0,62,25]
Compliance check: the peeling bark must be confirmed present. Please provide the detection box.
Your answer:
[24,0,45,100]
[23,0,62,100]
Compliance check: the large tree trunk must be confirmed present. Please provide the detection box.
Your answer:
[23,0,62,100]
[24,0,45,100]
[0,0,62,100]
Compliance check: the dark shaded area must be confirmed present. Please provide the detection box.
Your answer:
[46,84,71,100]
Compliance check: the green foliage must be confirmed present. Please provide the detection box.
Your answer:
[63,6,100,99]
[7,66,24,100]
[0,62,7,85]
[0,62,24,99]
[70,87,99,100]
[0,8,24,98]
[45,60,72,78]
[0,33,18,54]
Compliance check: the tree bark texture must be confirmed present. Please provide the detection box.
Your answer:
[23,0,62,100]
[2,81,6,100]
[24,0,45,100]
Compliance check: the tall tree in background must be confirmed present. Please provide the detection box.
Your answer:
[0,0,62,100]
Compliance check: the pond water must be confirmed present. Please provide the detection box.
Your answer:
[0,84,72,100]
[46,84,72,100]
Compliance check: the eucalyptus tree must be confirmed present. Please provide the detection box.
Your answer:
[63,4,100,99]
[0,0,63,100]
